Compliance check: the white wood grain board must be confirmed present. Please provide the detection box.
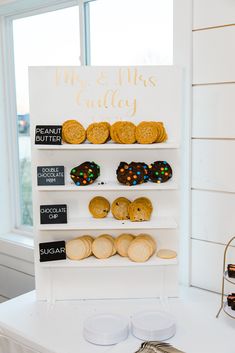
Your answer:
[0,265,35,299]
[36,265,178,300]
[193,26,235,84]
[192,139,235,192]
[40,255,177,268]
[192,190,235,244]
[36,142,179,150]
[192,84,235,138]
[30,66,182,300]
[0,295,8,303]
[38,216,177,231]
[191,239,235,293]
[37,179,178,191]
[0,254,34,276]
[193,0,235,29]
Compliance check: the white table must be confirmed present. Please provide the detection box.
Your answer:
[0,286,234,353]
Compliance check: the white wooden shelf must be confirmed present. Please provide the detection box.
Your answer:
[38,216,177,231]
[40,254,177,268]
[35,141,179,150]
[37,179,178,192]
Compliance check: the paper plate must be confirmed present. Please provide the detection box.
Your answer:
[83,313,129,345]
[131,310,176,341]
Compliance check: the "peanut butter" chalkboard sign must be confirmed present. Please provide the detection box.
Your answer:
[35,125,62,145]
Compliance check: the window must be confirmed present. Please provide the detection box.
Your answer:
[90,0,173,65]
[7,0,173,231]
[13,6,81,227]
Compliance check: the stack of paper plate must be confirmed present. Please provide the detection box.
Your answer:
[83,313,129,345]
[131,311,176,341]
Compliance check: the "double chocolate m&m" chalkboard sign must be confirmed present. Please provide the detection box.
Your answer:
[37,166,65,186]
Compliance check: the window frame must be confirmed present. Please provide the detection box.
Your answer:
[0,0,92,236]
[0,0,192,286]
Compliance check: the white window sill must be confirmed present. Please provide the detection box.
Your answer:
[0,232,34,263]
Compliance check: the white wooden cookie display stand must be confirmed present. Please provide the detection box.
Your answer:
[29,66,182,301]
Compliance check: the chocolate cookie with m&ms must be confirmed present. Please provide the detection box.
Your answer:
[70,161,100,186]
[116,161,149,186]
[148,161,172,183]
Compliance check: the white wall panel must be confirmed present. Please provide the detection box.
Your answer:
[0,254,34,276]
[192,139,235,192]
[193,26,235,84]
[192,84,235,138]
[193,0,235,29]
[192,190,235,244]
[191,239,235,293]
[0,265,35,299]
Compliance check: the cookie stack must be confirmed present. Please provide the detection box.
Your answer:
[128,197,153,222]
[89,197,110,218]
[66,236,94,260]
[65,233,157,263]
[92,235,116,259]
[62,120,86,144]
[86,122,110,144]
[70,161,100,186]
[116,161,172,185]
[127,234,156,262]
[135,121,167,144]
[111,196,153,222]
[110,121,136,144]
[62,119,168,145]
[88,196,153,222]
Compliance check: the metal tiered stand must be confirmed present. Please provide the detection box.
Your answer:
[216,236,235,319]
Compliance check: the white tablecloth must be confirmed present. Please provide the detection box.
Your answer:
[0,287,235,353]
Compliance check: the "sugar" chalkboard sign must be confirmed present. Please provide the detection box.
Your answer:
[35,125,62,145]
[39,241,66,262]
[37,166,65,186]
[40,204,67,224]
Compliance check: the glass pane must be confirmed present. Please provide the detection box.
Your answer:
[90,0,173,65]
[13,6,80,227]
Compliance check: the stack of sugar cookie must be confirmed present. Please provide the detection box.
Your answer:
[61,120,168,144]
[127,234,156,262]
[66,235,94,260]
[92,235,116,259]
[115,233,156,262]
[65,233,158,262]
[88,196,153,222]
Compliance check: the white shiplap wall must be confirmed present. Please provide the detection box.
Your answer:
[191,1,235,292]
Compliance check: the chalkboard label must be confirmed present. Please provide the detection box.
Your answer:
[40,204,67,224]
[39,241,66,262]
[35,125,62,145]
[37,166,65,186]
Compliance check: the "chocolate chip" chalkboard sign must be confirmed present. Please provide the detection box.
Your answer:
[40,204,67,224]
[35,125,62,145]
[39,241,66,262]
[37,166,65,186]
